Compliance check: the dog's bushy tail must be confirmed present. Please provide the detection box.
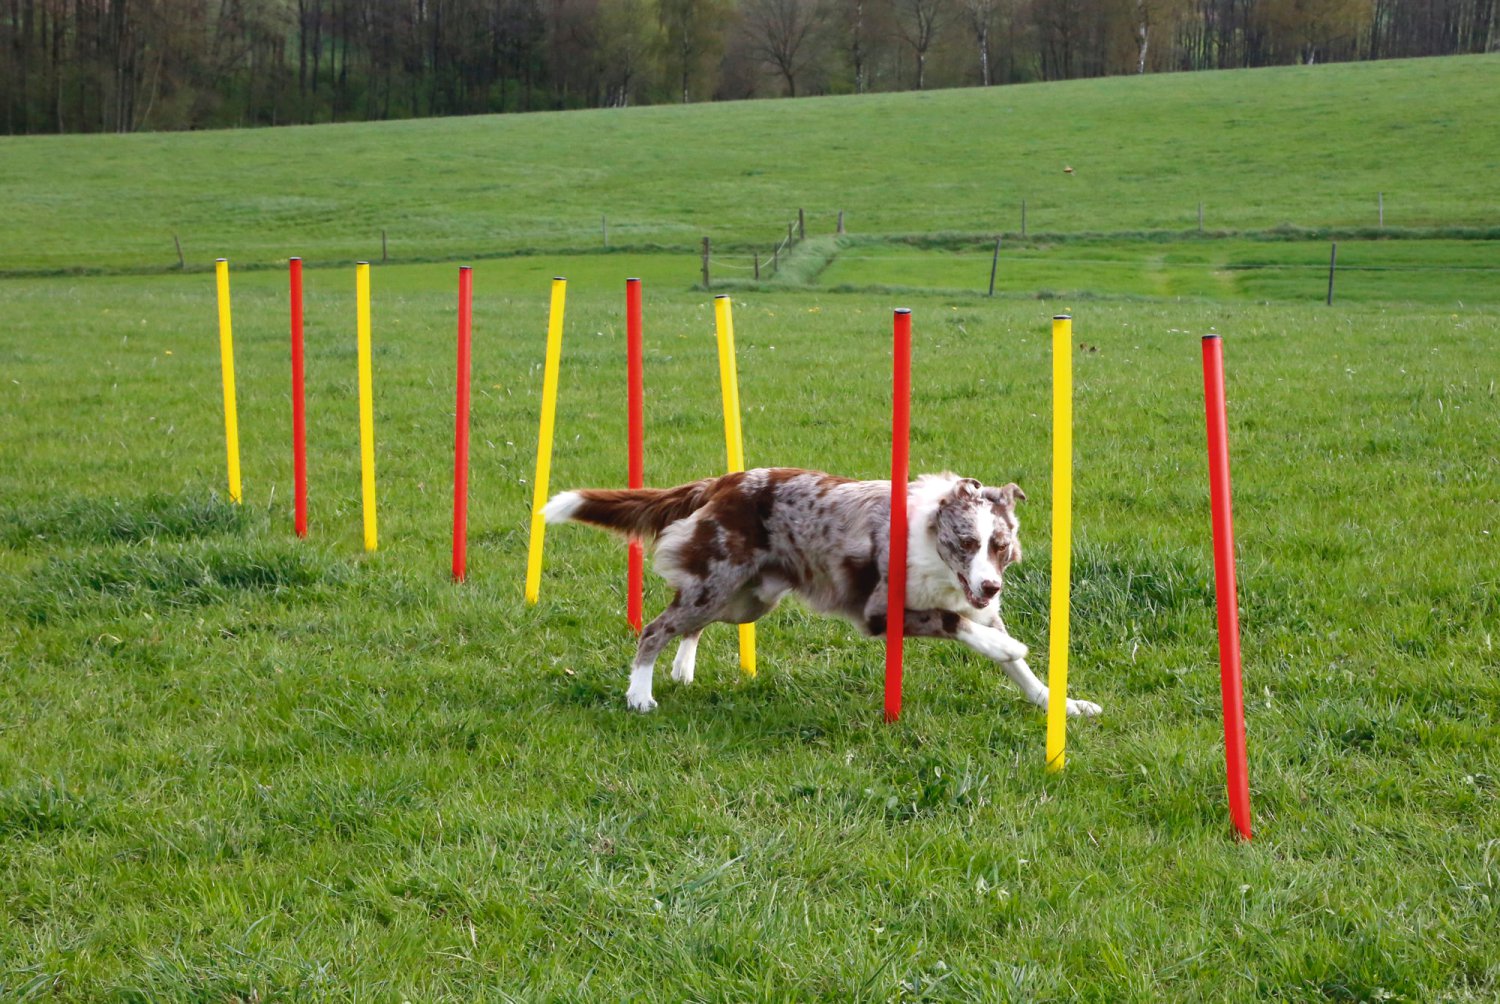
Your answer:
[544,479,715,541]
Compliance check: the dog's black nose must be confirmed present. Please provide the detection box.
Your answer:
[978,580,1002,601]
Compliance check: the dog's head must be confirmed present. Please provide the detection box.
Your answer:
[931,477,1025,609]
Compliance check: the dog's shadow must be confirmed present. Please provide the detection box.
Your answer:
[547,624,1039,762]
[553,659,850,749]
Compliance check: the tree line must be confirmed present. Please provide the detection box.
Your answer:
[3,0,1496,133]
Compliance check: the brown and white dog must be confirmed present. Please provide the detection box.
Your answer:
[545,468,1101,717]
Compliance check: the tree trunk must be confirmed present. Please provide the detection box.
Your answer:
[298,0,308,105]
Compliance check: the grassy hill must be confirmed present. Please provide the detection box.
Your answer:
[2,55,1498,272]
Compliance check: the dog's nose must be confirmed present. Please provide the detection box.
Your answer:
[978,580,1002,601]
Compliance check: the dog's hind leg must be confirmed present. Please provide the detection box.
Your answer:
[671,630,702,685]
[668,574,784,688]
[628,583,738,710]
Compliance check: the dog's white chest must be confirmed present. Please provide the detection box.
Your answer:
[904,537,969,610]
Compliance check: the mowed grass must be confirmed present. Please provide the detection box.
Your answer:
[815,237,1500,305]
[2,255,1498,998]
[2,55,1499,273]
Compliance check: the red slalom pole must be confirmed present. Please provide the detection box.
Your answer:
[885,308,912,723]
[626,278,645,632]
[452,266,473,582]
[1202,334,1252,841]
[289,257,308,538]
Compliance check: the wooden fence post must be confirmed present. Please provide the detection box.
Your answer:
[988,237,1001,296]
[173,233,184,269]
[837,210,845,235]
[603,215,609,247]
[702,237,712,289]
[754,253,760,280]
[1021,199,1027,238]
[382,229,388,263]
[798,208,806,239]
[1327,242,1337,306]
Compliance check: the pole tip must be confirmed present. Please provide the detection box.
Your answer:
[627,277,641,283]
[553,276,565,282]
[894,307,911,315]
[1202,333,1222,341]
[216,257,227,263]
[1054,314,1071,320]
[288,256,301,263]
[460,265,472,273]
[714,293,730,300]
[356,261,369,266]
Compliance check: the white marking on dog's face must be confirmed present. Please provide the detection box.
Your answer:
[967,504,1002,599]
[933,479,1019,608]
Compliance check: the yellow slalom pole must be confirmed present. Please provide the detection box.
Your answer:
[356,262,378,552]
[1046,314,1073,771]
[214,259,242,504]
[525,277,568,604]
[713,295,756,676]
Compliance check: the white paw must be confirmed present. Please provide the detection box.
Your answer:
[670,652,695,685]
[625,688,658,713]
[1066,698,1102,718]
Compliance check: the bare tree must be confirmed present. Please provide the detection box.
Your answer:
[742,0,818,95]
[836,0,877,92]
[1134,0,1189,73]
[960,0,997,84]
[893,0,946,88]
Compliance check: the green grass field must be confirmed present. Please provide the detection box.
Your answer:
[2,55,1498,273]
[3,55,1499,1000]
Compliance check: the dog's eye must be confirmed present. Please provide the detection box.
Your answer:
[957,534,979,550]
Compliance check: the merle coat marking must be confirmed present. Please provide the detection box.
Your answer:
[544,468,1101,717]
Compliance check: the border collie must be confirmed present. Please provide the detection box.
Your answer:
[544,468,1101,717]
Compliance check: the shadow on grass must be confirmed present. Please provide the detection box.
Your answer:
[9,540,349,623]
[0,492,248,550]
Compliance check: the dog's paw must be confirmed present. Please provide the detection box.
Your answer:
[1066,697,1102,718]
[670,652,696,685]
[625,688,658,713]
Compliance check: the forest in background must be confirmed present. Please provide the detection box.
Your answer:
[3,0,1497,134]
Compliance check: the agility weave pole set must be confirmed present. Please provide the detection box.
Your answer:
[881,307,1253,838]
[523,281,757,671]
[881,311,1068,738]
[212,262,1251,838]
[213,257,464,558]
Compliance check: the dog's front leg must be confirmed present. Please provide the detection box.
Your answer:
[957,614,1101,718]
[951,618,1049,708]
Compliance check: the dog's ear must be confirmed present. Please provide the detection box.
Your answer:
[982,483,1026,509]
[939,477,982,512]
